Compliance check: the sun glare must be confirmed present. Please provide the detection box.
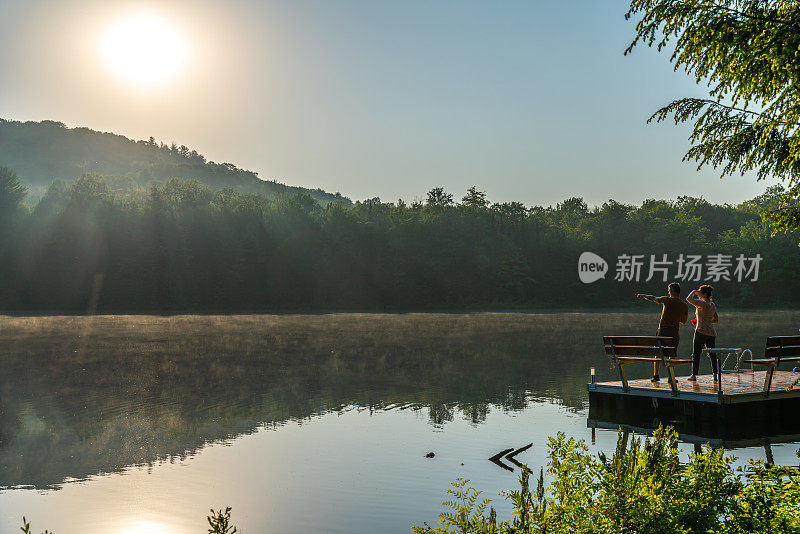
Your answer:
[116,519,171,534]
[100,13,189,89]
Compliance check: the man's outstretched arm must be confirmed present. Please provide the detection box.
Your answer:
[636,294,659,303]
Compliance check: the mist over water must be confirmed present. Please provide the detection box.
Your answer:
[0,312,798,533]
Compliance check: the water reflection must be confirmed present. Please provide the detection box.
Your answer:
[116,520,171,534]
[0,311,798,490]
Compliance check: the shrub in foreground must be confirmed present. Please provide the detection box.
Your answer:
[415,427,800,534]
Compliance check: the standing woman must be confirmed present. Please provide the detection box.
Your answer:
[687,285,719,381]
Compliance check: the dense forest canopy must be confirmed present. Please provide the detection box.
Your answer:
[0,118,350,205]
[0,165,797,313]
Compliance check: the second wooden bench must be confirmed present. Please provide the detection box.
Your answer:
[604,335,692,395]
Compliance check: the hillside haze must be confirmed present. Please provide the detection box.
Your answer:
[0,119,351,205]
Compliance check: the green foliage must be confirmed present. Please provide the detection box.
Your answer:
[19,517,51,534]
[67,173,110,206]
[724,459,800,533]
[0,165,27,216]
[208,507,238,534]
[412,478,495,534]
[427,187,455,208]
[626,0,800,236]
[0,176,798,312]
[417,426,800,533]
[462,187,489,209]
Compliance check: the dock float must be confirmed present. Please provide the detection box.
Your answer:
[588,370,800,442]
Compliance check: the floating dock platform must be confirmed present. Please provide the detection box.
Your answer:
[590,370,800,404]
[587,370,800,442]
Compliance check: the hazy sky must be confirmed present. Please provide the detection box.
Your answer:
[0,0,780,206]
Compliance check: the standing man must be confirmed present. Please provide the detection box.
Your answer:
[636,282,689,382]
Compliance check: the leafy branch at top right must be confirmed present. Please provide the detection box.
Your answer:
[626,0,800,237]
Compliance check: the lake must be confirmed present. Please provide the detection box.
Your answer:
[1,312,798,533]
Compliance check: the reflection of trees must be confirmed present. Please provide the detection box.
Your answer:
[0,312,796,489]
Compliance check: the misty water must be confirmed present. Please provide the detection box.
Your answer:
[1,312,799,534]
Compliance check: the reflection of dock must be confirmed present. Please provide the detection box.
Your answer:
[587,370,800,445]
[588,419,800,449]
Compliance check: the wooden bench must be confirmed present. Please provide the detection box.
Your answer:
[604,336,692,395]
[747,335,800,395]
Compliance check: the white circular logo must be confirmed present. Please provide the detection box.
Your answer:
[578,252,608,284]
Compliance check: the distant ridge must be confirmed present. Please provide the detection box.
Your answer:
[0,119,351,205]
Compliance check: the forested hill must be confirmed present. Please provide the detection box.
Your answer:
[0,119,350,205]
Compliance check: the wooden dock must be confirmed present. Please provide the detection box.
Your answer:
[587,370,800,442]
[589,370,800,404]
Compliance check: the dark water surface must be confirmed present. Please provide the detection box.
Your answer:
[0,312,798,533]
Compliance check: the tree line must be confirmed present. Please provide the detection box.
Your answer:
[0,166,798,313]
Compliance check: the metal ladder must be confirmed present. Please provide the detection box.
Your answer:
[722,348,753,373]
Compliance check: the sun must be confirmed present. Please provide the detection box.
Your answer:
[99,13,189,89]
